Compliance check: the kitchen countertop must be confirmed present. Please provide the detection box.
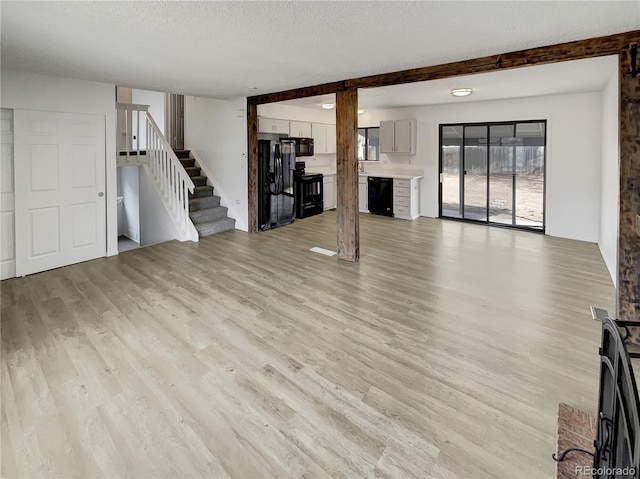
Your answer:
[306,167,423,180]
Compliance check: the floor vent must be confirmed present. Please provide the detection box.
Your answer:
[310,247,336,257]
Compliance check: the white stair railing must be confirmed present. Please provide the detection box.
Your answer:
[116,102,198,242]
[116,102,148,162]
[146,113,198,240]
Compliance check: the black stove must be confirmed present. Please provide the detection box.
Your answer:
[294,162,323,219]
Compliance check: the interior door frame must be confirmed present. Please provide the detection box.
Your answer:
[438,119,547,233]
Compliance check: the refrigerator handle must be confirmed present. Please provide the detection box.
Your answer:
[274,157,279,193]
[276,157,282,193]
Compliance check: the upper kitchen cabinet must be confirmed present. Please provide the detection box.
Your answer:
[380,119,416,154]
[312,123,336,154]
[326,124,336,154]
[258,117,290,134]
[290,121,312,138]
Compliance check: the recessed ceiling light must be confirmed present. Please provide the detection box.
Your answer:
[357,109,366,115]
[321,103,335,110]
[451,88,473,97]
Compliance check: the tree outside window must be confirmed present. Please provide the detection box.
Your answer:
[358,127,379,161]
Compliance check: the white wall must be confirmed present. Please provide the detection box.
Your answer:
[132,89,165,133]
[139,165,181,246]
[117,166,140,243]
[258,103,336,124]
[599,71,619,285]
[258,102,336,168]
[132,88,165,149]
[359,92,604,243]
[0,70,118,256]
[184,96,248,231]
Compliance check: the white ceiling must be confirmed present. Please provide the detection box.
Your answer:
[277,55,619,110]
[1,1,637,100]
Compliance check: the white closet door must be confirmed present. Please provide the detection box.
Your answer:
[1,109,15,279]
[14,110,106,276]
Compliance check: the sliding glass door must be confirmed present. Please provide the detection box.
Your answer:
[489,124,515,225]
[463,126,488,221]
[441,125,462,218]
[514,122,545,228]
[439,120,546,231]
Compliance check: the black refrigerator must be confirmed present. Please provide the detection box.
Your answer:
[258,139,296,230]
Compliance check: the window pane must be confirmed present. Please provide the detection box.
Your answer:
[489,124,515,225]
[358,128,366,161]
[358,127,380,161]
[515,122,545,228]
[441,125,462,218]
[368,128,379,161]
[463,125,488,221]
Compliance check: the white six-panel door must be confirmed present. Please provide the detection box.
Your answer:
[1,109,15,279]
[14,110,106,276]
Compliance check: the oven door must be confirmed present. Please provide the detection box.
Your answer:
[295,174,324,218]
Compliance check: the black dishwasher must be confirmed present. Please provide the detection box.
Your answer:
[368,177,393,216]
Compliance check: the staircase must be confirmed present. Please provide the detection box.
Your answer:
[174,150,236,237]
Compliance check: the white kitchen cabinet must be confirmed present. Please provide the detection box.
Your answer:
[393,177,420,219]
[322,174,336,210]
[379,119,416,154]
[379,121,396,154]
[326,124,336,154]
[312,123,326,153]
[312,123,336,154]
[258,117,290,134]
[394,120,414,153]
[289,121,312,138]
[358,176,368,213]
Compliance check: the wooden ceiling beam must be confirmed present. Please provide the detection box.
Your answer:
[248,81,345,106]
[346,30,640,89]
[247,31,639,105]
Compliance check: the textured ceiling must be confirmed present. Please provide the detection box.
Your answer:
[278,56,619,110]
[1,1,638,99]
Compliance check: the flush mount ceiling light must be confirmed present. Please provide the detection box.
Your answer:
[248,87,259,91]
[451,88,473,97]
[321,103,335,109]
[357,109,366,115]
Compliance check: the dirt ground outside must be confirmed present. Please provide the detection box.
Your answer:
[442,173,544,226]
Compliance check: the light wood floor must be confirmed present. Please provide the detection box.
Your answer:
[1,212,615,478]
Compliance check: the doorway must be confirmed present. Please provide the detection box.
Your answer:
[439,120,546,231]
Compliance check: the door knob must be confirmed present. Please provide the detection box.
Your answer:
[98,192,104,197]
